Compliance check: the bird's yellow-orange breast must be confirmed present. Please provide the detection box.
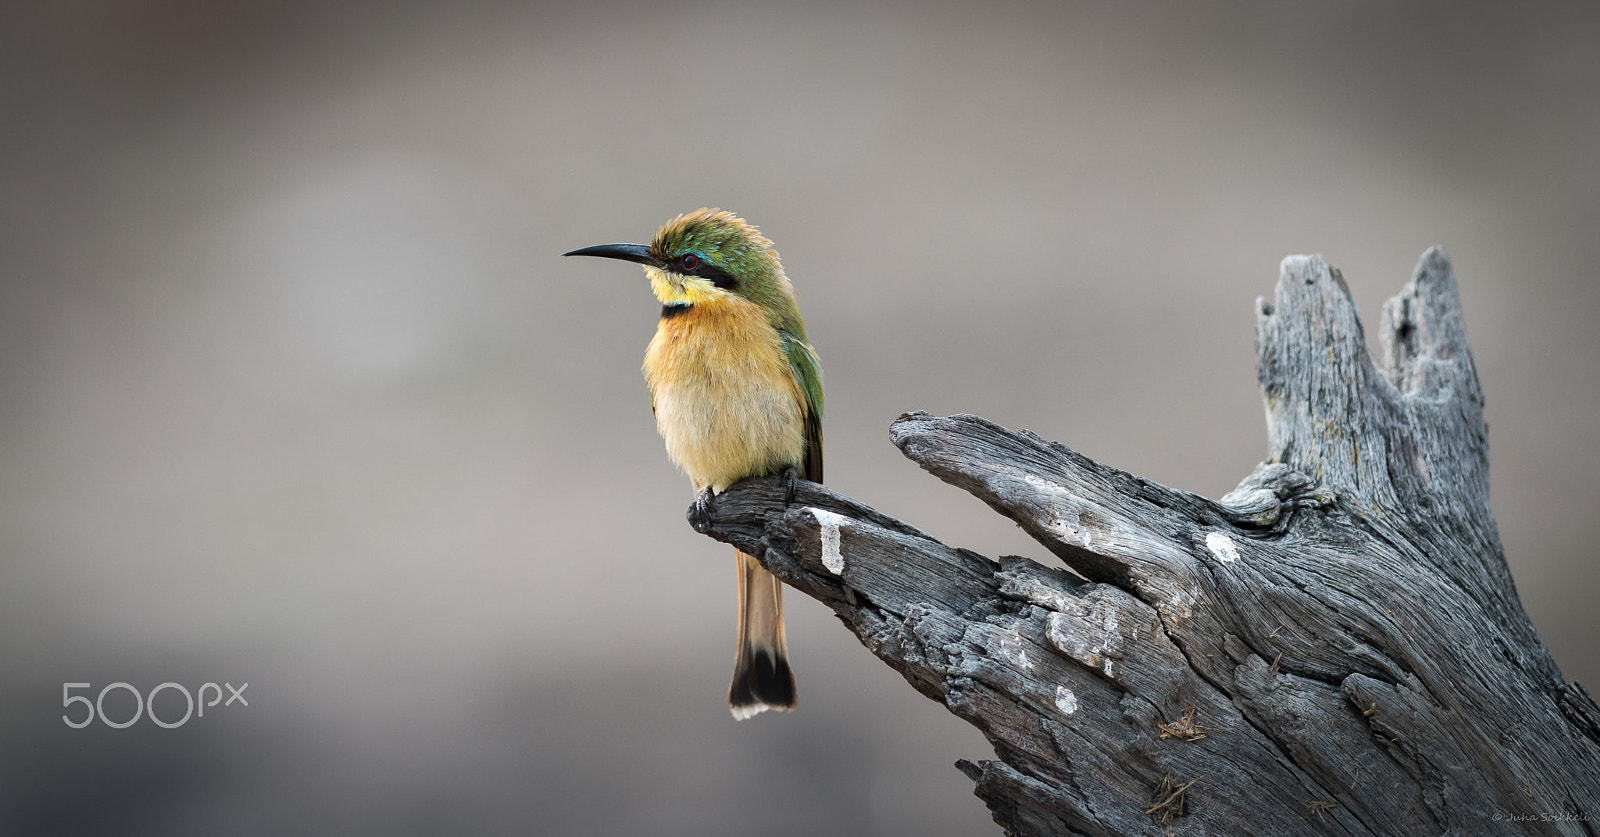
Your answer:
[643,296,807,493]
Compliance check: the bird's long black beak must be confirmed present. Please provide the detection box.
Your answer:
[562,243,664,268]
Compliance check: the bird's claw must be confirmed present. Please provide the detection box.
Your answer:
[688,487,715,533]
[782,467,799,506]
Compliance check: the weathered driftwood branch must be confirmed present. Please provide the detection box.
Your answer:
[694,249,1600,836]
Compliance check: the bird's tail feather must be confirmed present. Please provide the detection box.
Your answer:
[729,549,795,719]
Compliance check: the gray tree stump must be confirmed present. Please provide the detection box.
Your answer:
[695,248,1600,836]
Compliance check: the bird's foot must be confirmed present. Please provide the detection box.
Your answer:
[688,487,716,533]
[781,466,800,506]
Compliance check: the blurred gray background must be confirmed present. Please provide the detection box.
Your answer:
[3,1,1597,834]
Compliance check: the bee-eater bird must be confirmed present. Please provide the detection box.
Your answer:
[564,209,822,719]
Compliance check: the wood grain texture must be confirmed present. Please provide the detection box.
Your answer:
[693,248,1600,836]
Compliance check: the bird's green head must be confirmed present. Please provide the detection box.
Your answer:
[564,208,804,335]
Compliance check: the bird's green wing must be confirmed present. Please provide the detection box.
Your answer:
[780,331,824,484]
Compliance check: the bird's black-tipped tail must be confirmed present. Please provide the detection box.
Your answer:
[729,550,795,719]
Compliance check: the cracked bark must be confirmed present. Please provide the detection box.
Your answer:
[694,248,1600,836]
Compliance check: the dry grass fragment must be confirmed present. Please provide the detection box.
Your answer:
[1157,707,1218,741]
[1145,773,1203,825]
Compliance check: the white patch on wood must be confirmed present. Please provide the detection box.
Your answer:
[997,630,1035,671]
[1006,575,1074,612]
[808,508,849,574]
[1055,685,1078,716]
[1206,530,1240,564]
[1167,585,1198,620]
[1021,473,1058,492]
[1046,605,1127,679]
[1020,473,1094,549]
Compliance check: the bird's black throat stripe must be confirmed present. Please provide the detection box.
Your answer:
[661,303,692,319]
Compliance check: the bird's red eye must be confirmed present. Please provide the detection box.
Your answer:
[681,254,700,271]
